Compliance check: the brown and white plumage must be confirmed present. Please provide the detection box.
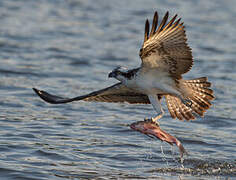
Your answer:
[33,83,150,105]
[140,11,193,78]
[137,11,214,121]
[33,11,214,122]
[165,77,214,121]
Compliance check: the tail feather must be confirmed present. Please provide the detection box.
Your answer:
[192,94,211,109]
[184,77,207,83]
[184,77,211,87]
[176,97,195,120]
[165,95,196,120]
[166,96,177,119]
[176,99,186,120]
[191,100,205,116]
[173,97,185,120]
[191,87,214,100]
[165,77,214,121]
[180,101,195,120]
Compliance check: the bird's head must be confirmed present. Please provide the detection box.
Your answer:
[108,66,129,82]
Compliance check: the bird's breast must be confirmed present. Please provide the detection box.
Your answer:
[126,70,175,94]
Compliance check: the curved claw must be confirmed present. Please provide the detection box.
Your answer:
[144,117,159,126]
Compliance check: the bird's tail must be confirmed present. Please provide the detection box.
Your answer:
[165,77,214,121]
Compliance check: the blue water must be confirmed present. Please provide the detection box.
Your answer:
[0,0,235,179]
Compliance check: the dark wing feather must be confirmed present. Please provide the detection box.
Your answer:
[150,11,158,36]
[162,14,177,31]
[144,20,150,42]
[33,83,150,104]
[140,11,193,78]
[156,11,169,34]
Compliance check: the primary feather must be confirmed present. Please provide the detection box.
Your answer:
[140,11,193,78]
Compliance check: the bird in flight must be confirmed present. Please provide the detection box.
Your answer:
[33,11,214,123]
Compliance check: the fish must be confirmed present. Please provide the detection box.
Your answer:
[130,120,187,158]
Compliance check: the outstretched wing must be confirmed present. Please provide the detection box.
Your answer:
[139,11,193,78]
[33,83,150,104]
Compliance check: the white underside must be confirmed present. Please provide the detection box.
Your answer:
[122,68,182,119]
[125,69,181,96]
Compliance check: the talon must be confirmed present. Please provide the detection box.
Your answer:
[144,118,153,123]
[151,117,160,126]
[144,117,160,126]
[151,117,155,122]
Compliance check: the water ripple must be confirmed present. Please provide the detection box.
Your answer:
[0,0,235,179]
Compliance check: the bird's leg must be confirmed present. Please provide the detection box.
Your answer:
[160,86,192,108]
[168,90,192,108]
[157,87,193,108]
[145,94,164,126]
[144,117,160,126]
[144,110,164,126]
[144,113,163,127]
[152,110,164,122]
[170,90,192,108]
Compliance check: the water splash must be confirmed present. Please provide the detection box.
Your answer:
[130,120,187,158]
[161,144,170,167]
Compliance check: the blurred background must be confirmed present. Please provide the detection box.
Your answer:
[0,0,235,179]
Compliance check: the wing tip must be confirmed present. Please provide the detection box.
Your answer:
[143,11,184,42]
[32,87,59,104]
[33,88,42,96]
[144,19,150,42]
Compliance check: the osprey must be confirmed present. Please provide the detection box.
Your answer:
[33,11,214,122]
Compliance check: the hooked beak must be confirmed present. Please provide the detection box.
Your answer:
[108,71,116,78]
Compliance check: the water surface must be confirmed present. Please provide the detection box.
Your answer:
[0,0,235,179]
